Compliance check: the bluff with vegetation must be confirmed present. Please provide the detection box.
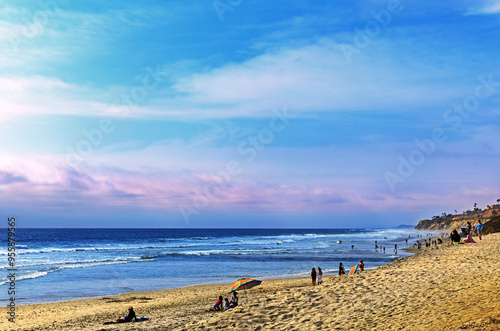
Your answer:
[415,201,500,232]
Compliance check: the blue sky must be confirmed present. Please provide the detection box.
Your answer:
[1,0,499,228]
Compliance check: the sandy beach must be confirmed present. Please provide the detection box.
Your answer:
[2,233,499,331]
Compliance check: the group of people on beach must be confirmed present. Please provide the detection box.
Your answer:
[450,219,483,244]
[338,260,364,275]
[213,291,239,311]
[309,260,365,283]
[310,267,323,285]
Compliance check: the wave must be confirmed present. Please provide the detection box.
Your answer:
[0,256,146,270]
[0,243,202,256]
[138,248,320,258]
[0,270,50,286]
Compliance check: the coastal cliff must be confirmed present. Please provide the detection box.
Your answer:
[415,203,500,231]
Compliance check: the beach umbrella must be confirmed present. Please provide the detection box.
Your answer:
[229,278,262,302]
[348,264,359,275]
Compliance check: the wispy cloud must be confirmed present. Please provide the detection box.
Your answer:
[466,0,500,15]
[0,75,109,121]
[2,37,481,122]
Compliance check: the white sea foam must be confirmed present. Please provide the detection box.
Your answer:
[0,270,50,286]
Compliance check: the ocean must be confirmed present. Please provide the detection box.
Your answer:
[1,228,432,305]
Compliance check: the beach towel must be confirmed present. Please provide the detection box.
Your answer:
[463,235,476,243]
[103,317,149,325]
[348,264,359,275]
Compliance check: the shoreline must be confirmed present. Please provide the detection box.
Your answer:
[5,228,431,306]
[2,233,499,330]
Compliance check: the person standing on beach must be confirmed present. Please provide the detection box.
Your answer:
[474,220,483,240]
[358,260,364,272]
[317,267,323,285]
[311,267,317,286]
[466,222,472,236]
[339,262,345,275]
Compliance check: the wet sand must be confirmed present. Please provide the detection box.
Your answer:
[1,233,499,330]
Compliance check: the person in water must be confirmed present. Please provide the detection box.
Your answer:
[116,306,136,323]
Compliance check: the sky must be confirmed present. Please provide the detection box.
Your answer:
[0,0,499,228]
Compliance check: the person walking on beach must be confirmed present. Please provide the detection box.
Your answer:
[317,267,323,285]
[311,267,317,286]
[339,262,345,275]
[474,220,483,240]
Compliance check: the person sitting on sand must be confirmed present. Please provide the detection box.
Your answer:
[339,262,345,275]
[116,306,136,323]
[358,260,364,272]
[230,292,238,308]
[463,235,476,243]
[224,298,231,310]
[213,295,223,311]
[311,267,317,286]
[450,229,461,243]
